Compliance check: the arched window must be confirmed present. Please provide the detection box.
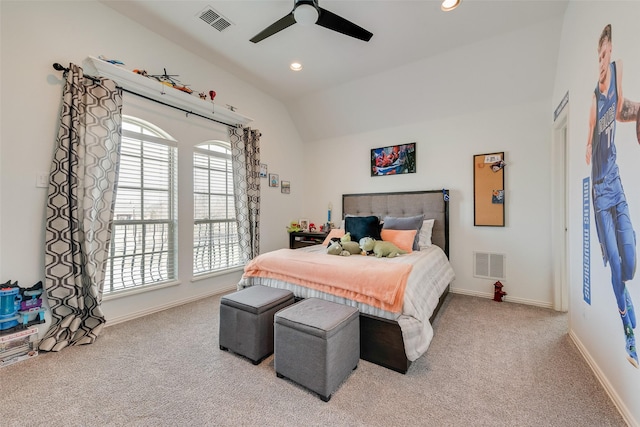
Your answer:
[193,141,242,274]
[105,116,178,292]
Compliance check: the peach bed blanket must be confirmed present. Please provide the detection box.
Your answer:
[242,249,412,313]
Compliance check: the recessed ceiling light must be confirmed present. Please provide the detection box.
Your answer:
[290,62,303,71]
[441,0,461,12]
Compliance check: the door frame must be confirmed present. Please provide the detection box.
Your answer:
[552,109,569,312]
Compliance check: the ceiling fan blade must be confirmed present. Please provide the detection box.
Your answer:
[250,13,296,43]
[316,7,373,42]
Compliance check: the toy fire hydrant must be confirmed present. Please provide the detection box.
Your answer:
[493,281,507,302]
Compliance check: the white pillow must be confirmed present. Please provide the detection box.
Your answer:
[418,219,435,249]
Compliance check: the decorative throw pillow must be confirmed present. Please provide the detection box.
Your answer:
[382,214,424,250]
[345,215,381,243]
[322,228,345,246]
[380,229,416,253]
[418,219,435,249]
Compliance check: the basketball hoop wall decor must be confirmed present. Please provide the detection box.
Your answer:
[474,152,505,226]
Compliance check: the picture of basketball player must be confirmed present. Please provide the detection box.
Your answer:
[586,24,640,368]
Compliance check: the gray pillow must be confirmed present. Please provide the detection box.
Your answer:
[382,214,424,250]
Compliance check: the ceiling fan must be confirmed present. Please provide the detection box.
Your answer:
[250,0,373,43]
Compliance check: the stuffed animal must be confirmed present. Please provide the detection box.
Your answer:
[359,237,407,258]
[327,241,351,256]
[340,232,352,243]
[327,240,362,256]
[340,241,362,255]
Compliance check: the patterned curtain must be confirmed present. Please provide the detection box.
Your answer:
[229,125,261,262]
[39,63,122,352]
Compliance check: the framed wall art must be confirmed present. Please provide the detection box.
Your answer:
[473,152,505,226]
[269,173,279,187]
[281,181,290,194]
[259,163,268,178]
[371,142,416,176]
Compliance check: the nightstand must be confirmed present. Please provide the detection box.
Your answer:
[289,231,329,249]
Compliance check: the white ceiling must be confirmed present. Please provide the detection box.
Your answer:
[100,0,569,103]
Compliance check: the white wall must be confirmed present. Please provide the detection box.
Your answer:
[303,101,554,306]
[0,0,305,323]
[298,18,564,307]
[553,2,640,425]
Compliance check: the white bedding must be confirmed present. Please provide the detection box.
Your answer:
[238,244,455,361]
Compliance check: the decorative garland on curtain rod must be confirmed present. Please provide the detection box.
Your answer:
[52,63,236,128]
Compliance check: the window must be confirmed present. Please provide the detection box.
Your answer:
[193,141,242,274]
[105,116,178,293]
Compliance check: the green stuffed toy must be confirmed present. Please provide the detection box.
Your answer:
[341,241,362,255]
[359,237,407,258]
[327,239,362,256]
[327,241,350,256]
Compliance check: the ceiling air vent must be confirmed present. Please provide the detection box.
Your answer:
[197,6,232,32]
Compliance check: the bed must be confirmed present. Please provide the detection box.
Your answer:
[238,190,455,373]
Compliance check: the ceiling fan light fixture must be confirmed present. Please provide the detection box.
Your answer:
[290,62,303,71]
[441,0,461,12]
[294,4,319,25]
[250,0,373,43]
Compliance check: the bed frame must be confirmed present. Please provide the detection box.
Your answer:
[342,189,450,373]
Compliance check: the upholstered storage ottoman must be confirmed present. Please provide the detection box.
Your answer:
[219,285,295,365]
[274,298,359,402]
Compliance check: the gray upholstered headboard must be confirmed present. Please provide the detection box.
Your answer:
[342,190,449,257]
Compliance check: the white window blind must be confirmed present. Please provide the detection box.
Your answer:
[105,117,178,293]
[193,142,243,274]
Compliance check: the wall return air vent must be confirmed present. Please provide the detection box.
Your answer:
[473,252,506,280]
[197,6,232,32]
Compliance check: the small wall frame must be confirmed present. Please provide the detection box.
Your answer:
[269,173,279,187]
[473,152,505,227]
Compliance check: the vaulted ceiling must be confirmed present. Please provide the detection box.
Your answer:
[101,1,569,104]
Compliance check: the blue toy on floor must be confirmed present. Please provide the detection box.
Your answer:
[0,281,46,332]
[18,281,46,327]
[0,284,21,331]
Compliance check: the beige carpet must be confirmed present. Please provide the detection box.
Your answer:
[0,293,625,426]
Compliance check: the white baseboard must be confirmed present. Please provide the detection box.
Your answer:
[106,285,552,326]
[450,287,553,309]
[569,330,637,427]
[105,284,237,327]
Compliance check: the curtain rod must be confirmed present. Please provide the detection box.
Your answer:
[52,63,236,129]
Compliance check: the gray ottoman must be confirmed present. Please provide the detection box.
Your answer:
[219,285,295,365]
[274,298,360,402]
